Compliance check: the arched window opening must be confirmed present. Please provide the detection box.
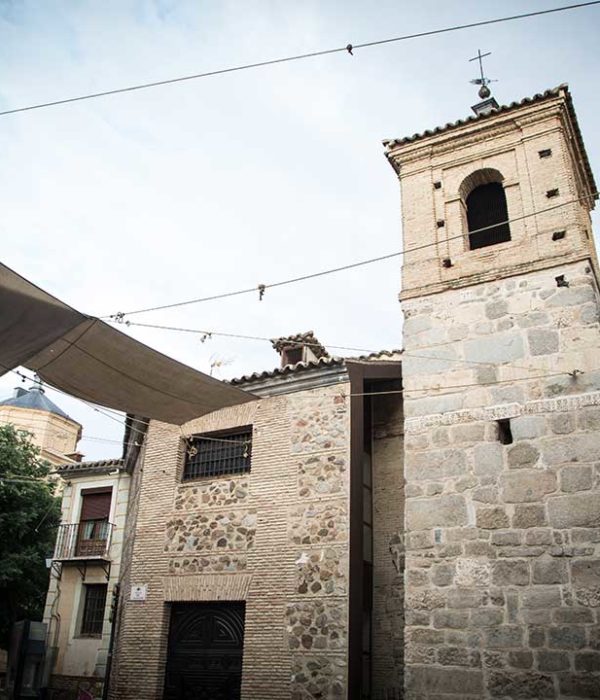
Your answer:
[466,181,511,250]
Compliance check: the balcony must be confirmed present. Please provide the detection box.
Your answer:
[53,521,114,561]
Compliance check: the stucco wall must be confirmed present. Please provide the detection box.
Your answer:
[0,405,80,465]
[44,471,130,695]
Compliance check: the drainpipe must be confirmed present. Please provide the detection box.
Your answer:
[101,584,120,700]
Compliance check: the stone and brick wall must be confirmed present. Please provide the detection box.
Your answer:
[401,263,600,699]
[109,382,351,700]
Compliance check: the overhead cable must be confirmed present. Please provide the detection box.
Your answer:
[107,192,597,318]
[113,319,560,375]
[1,2,599,117]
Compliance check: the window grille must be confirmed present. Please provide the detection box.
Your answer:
[183,428,252,480]
[467,182,511,250]
[80,584,107,636]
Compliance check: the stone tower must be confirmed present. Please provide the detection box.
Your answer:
[385,85,600,699]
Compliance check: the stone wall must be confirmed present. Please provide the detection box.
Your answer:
[109,381,351,700]
[402,263,600,699]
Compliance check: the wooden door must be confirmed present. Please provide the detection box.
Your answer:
[164,602,245,700]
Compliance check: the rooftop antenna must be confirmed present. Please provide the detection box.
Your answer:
[469,49,499,116]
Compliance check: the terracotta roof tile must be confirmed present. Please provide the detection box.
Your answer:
[383,85,596,197]
[56,458,124,474]
[230,349,402,386]
[271,331,329,359]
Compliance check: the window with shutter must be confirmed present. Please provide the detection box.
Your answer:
[76,488,112,556]
[467,182,511,250]
[80,488,112,520]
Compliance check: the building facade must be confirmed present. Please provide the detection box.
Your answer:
[385,85,600,698]
[108,337,404,700]
[43,417,146,700]
[95,84,599,700]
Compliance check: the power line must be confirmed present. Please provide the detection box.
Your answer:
[114,319,562,376]
[2,3,599,119]
[383,371,573,396]
[2,364,585,447]
[106,192,597,319]
[112,321,379,354]
[3,366,251,447]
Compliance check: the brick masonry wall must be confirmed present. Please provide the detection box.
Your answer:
[109,383,351,700]
[107,443,145,699]
[385,92,598,302]
[401,263,600,699]
[371,392,405,694]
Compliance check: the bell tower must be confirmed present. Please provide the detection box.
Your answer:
[385,84,600,699]
[385,84,598,302]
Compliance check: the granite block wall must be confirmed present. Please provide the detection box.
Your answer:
[402,263,600,699]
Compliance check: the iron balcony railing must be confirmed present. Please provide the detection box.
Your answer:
[53,521,114,560]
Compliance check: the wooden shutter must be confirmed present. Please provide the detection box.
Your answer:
[80,488,112,521]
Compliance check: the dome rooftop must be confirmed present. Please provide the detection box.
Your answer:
[0,382,77,424]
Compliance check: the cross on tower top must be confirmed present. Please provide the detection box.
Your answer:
[469,49,496,99]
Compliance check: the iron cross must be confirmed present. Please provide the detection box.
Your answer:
[469,49,492,87]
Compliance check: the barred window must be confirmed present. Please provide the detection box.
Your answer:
[183,427,252,480]
[80,584,107,636]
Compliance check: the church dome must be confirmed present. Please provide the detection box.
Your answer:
[0,384,75,423]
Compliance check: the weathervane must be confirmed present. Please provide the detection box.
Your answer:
[469,49,497,99]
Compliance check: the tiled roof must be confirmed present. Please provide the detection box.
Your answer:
[230,350,402,386]
[56,458,124,474]
[383,85,597,197]
[271,331,329,359]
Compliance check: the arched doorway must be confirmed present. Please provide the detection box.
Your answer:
[164,602,245,700]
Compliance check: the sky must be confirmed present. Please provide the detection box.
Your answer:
[1,0,599,459]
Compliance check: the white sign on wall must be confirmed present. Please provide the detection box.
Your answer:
[130,584,147,601]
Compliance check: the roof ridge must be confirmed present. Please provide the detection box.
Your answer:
[57,457,124,473]
[229,348,402,385]
[382,85,569,148]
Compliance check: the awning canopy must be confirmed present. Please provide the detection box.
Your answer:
[0,263,255,424]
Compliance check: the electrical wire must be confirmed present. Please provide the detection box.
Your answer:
[1,2,599,117]
[110,319,566,375]
[113,321,379,354]
[3,366,250,447]
[349,370,573,397]
[106,192,597,318]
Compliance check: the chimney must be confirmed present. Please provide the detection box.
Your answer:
[271,331,330,368]
[471,96,499,117]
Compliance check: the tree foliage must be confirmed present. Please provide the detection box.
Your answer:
[0,424,61,648]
